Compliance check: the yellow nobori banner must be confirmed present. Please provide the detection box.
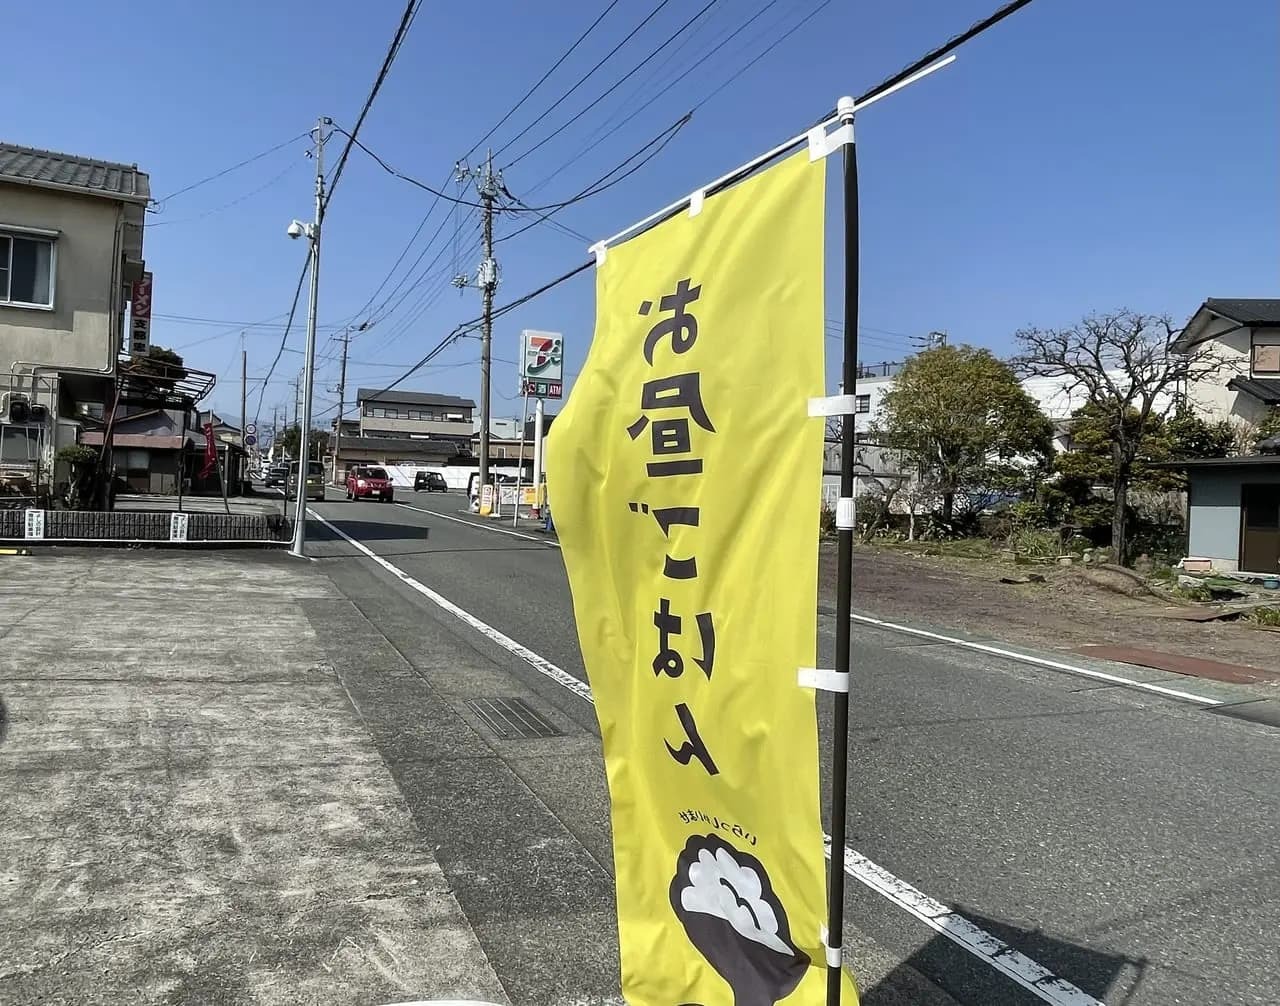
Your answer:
[547,150,856,1005]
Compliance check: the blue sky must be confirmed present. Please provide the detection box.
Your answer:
[4,0,1276,431]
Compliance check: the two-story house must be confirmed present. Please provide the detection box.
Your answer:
[329,388,478,483]
[0,142,149,486]
[357,388,475,442]
[1173,298,1280,429]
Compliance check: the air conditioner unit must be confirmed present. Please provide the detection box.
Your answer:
[28,403,49,423]
[7,397,30,423]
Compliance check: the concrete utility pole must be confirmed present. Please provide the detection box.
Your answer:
[290,376,300,431]
[240,343,247,445]
[290,115,327,557]
[455,151,501,496]
[333,327,350,485]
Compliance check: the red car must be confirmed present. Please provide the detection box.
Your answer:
[346,465,395,503]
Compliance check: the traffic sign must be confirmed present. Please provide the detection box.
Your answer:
[244,434,257,447]
[245,423,258,435]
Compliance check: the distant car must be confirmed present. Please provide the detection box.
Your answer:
[264,465,288,488]
[414,471,448,493]
[286,461,326,501]
[347,465,394,503]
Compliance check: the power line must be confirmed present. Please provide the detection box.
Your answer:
[820,0,1038,122]
[491,0,677,162]
[515,0,804,202]
[691,0,834,115]
[340,2,628,341]
[463,0,627,160]
[147,160,301,228]
[253,258,309,427]
[496,114,692,244]
[149,132,308,207]
[323,0,422,210]
[332,127,490,207]
[502,0,721,169]
[371,260,593,400]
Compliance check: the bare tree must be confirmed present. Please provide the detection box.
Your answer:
[1015,310,1224,564]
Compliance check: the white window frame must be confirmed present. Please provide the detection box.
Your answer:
[0,224,58,310]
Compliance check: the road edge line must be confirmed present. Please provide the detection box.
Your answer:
[308,508,591,702]
[850,612,1224,706]
[311,508,1101,1006]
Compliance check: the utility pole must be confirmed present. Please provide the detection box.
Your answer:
[455,151,501,498]
[240,342,247,445]
[290,115,327,557]
[290,376,300,431]
[333,326,350,485]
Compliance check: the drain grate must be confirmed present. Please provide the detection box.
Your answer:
[467,697,564,739]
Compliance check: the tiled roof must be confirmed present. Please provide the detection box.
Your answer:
[1227,376,1280,405]
[1204,299,1280,327]
[356,387,476,409]
[0,142,150,204]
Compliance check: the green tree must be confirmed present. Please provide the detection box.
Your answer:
[276,424,330,461]
[1055,405,1234,536]
[123,345,187,386]
[878,345,1054,524]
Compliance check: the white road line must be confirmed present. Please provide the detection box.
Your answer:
[394,500,562,548]
[850,612,1224,707]
[826,841,1103,1006]
[376,501,1220,710]
[312,509,1100,1005]
[308,509,591,702]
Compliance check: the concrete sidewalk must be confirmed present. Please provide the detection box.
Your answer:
[0,551,506,1005]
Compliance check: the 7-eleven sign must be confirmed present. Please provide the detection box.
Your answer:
[521,330,563,388]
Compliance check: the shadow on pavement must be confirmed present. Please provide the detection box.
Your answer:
[864,907,1148,1006]
[307,516,430,543]
[0,696,7,745]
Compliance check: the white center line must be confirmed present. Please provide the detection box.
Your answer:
[849,612,1223,707]
[309,507,1102,1005]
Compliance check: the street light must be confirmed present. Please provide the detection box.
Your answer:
[287,119,326,558]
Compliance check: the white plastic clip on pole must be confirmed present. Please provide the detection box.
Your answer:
[836,497,855,530]
[798,668,851,694]
[819,926,843,967]
[808,395,858,417]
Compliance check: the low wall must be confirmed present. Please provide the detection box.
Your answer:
[0,508,292,546]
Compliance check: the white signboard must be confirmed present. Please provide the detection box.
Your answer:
[520,329,564,399]
[169,512,189,542]
[23,509,44,539]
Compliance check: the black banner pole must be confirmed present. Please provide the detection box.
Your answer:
[826,96,859,1006]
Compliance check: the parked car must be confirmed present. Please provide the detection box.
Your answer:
[347,465,394,503]
[264,464,289,488]
[414,470,448,493]
[286,461,326,501]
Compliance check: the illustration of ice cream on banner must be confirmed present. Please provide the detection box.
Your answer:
[670,834,810,1006]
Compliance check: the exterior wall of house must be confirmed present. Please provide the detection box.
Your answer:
[0,185,124,376]
[1184,318,1264,426]
[360,416,474,438]
[1,184,129,480]
[1187,467,1280,570]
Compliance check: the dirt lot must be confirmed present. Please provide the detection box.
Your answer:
[820,543,1280,674]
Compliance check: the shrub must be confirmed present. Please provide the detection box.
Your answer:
[1007,527,1059,559]
[55,445,98,466]
[1250,607,1280,627]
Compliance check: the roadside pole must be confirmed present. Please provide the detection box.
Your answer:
[513,394,529,527]
[531,396,545,516]
[333,327,349,486]
[290,116,326,558]
[477,150,497,497]
[826,95,859,1006]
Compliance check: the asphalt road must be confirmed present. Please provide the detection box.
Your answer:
[299,488,1280,1006]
